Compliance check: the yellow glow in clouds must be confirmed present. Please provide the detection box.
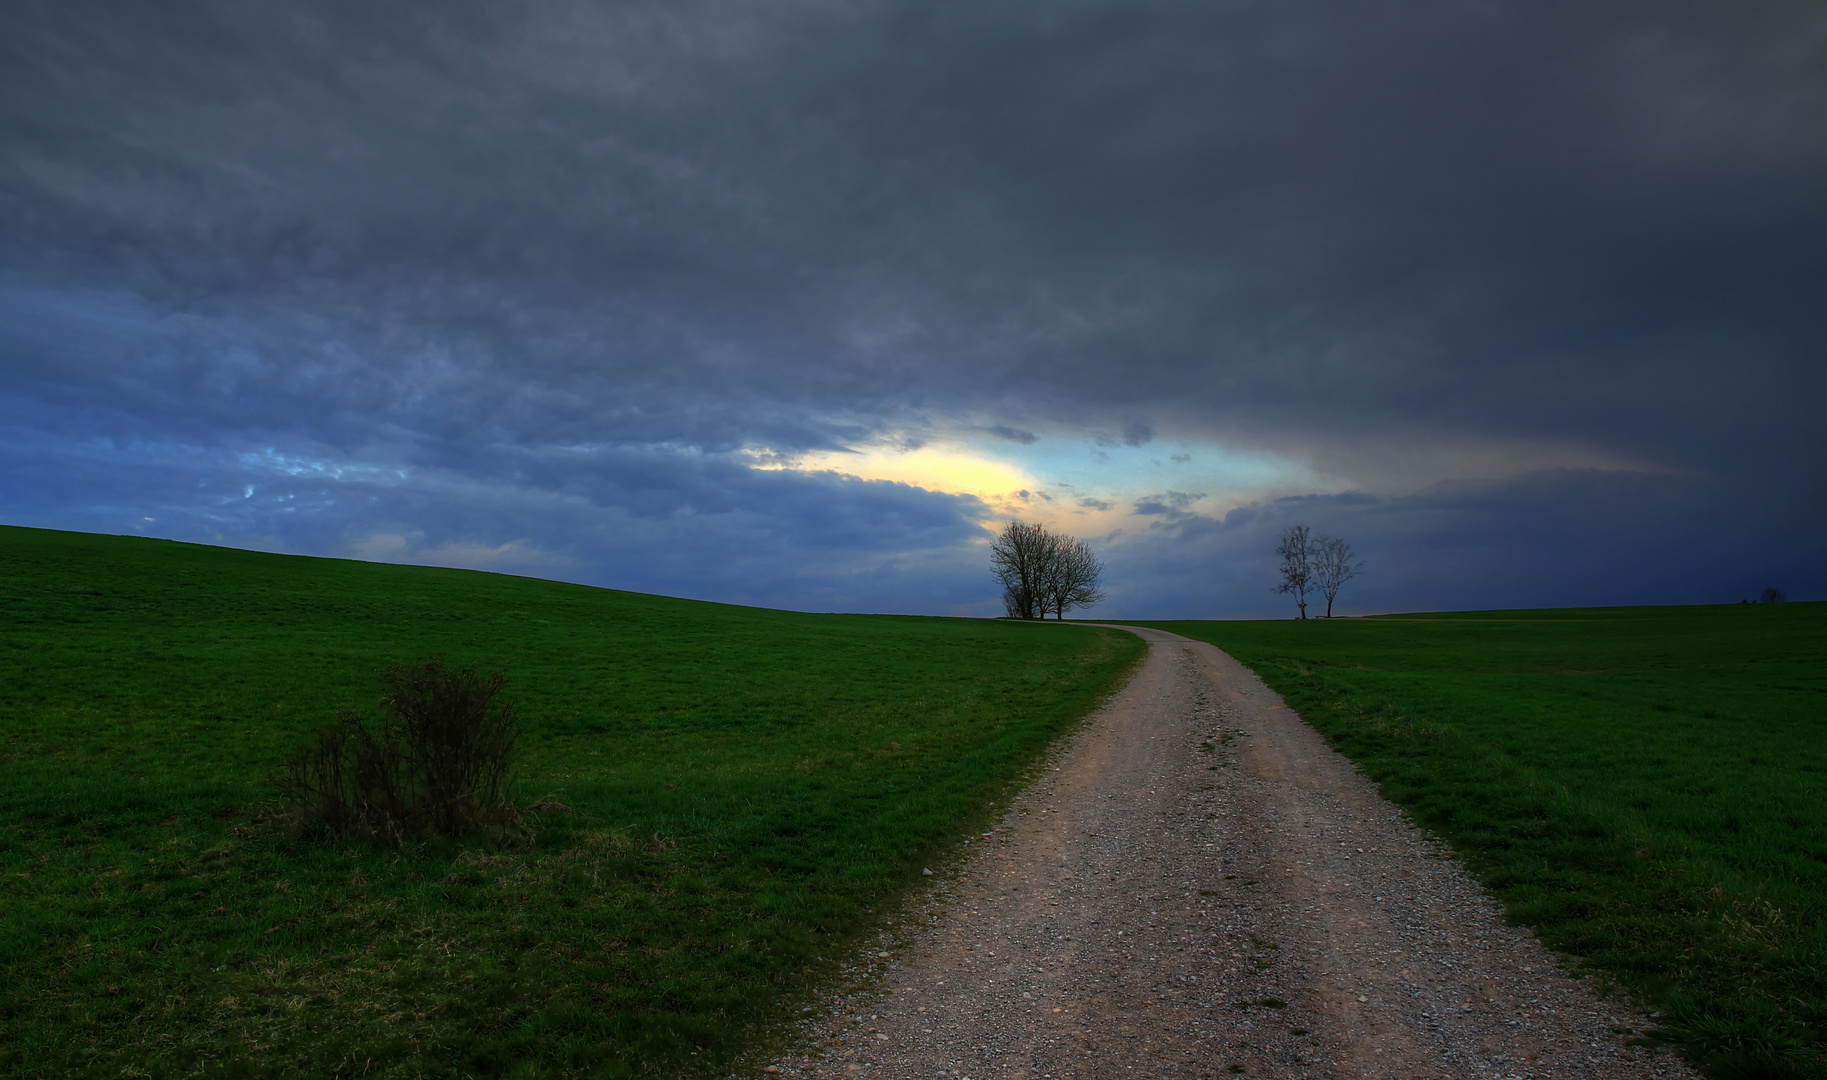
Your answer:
[781,445,1036,499]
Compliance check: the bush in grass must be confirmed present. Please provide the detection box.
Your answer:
[275,657,523,841]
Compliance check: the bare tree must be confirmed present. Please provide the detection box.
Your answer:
[1272,523,1313,619]
[1312,534,1365,618]
[992,521,1107,619]
[1041,534,1107,618]
[991,520,1051,619]
[1759,587,1786,603]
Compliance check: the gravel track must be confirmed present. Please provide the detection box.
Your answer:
[764,626,1697,1080]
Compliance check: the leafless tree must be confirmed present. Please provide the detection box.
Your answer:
[992,521,1107,619]
[1272,523,1313,619]
[1759,587,1786,603]
[1312,534,1365,617]
[1041,534,1107,618]
[991,520,1051,619]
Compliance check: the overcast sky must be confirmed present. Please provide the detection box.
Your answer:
[4,1,1822,616]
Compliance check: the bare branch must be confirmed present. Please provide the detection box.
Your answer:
[1042,535,1106,619]
[1312,534,1365,618]
[991,521,1106,619]
[991,520,1050,619]
[1271,523,1313,619]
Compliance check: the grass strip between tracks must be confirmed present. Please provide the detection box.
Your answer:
[0,525,1144,1079]
[1135,605,1827,1080]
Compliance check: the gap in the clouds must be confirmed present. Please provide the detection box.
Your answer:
[740,426,1332,543]
[0,524,1144,1078]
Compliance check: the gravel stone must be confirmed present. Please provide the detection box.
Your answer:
[762,626,1697,1080]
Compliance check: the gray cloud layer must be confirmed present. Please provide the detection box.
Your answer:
[3,1,1823,612]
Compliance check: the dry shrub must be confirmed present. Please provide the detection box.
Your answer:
[274,656,523,841]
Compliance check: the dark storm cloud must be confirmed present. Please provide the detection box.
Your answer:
[2,0,1823,611]
[1104,467,1820,618]
[0,406,995,612]
[986,425,1039,445]
[1132,490,1204,519]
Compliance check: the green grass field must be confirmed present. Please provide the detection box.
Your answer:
[0,526,1144,1079]
[1137,606,1827,1080]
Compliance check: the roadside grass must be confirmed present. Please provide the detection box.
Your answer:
[1137,605,1827,1080]
[0,525,1144,1079]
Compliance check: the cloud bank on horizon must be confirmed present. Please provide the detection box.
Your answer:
[3,1,1822,616]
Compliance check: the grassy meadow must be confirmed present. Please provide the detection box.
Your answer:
[0,526,1144,1079]
[1139,605,1827,1079]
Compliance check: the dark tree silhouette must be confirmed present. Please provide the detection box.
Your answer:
[1041,534,1107,618]
[1759,587,1786,603]
[1272,523,1314,619]
[1313,534,1365,617]
[992,521,1106,619]
[991,520,1051,619]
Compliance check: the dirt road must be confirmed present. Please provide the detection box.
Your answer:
[768,626,1696,1080]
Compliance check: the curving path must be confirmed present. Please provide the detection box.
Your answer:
[769,626,1696,1080]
